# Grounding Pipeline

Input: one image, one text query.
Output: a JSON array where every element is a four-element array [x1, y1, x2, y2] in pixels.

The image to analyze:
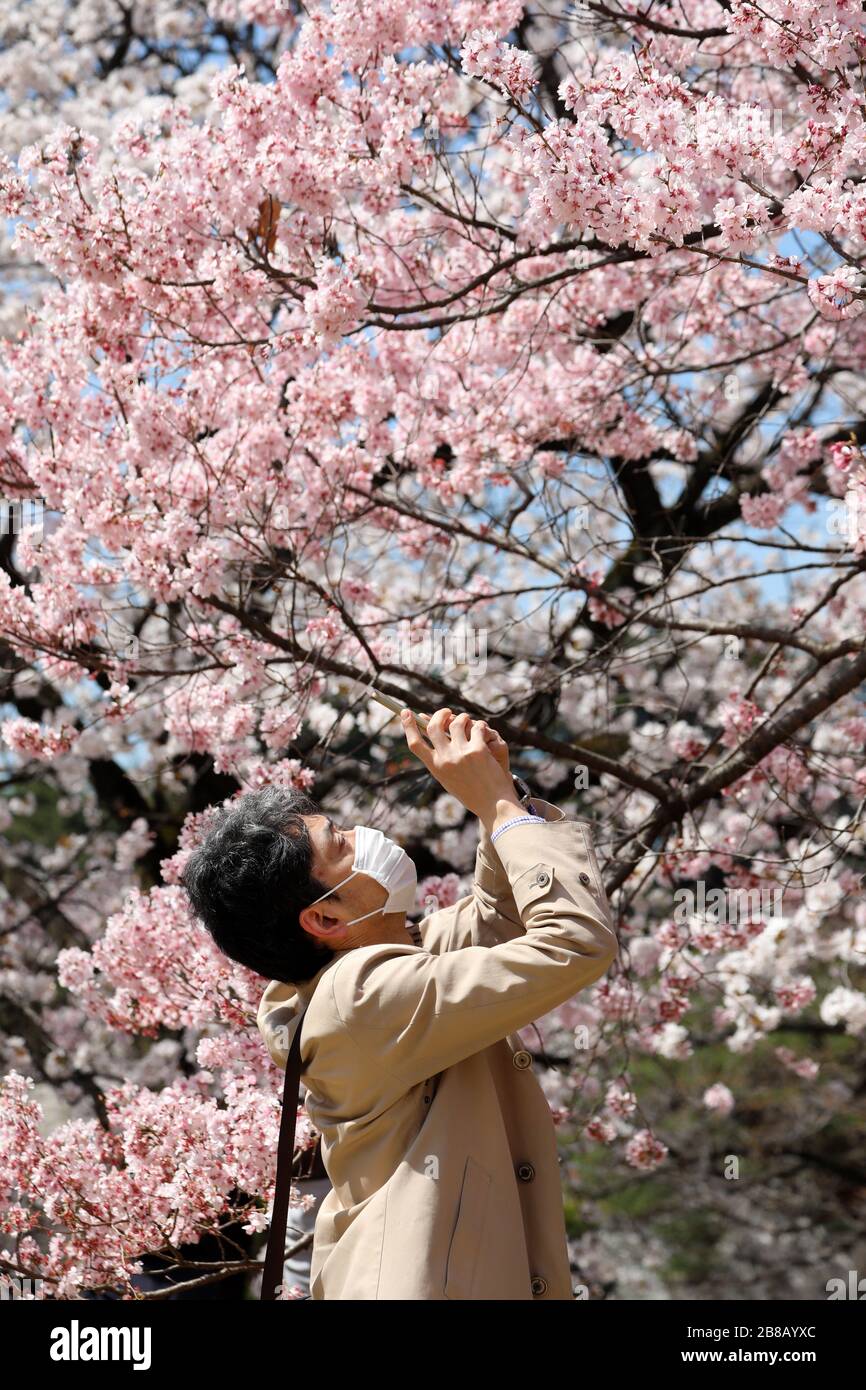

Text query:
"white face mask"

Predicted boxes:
[[307, 824, 418, 926]]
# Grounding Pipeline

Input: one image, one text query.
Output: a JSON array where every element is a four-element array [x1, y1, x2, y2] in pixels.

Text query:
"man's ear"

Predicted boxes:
[[299, 905, 343, 940]]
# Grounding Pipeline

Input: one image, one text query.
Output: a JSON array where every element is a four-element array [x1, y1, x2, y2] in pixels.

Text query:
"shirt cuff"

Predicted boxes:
[[489, 814, 547, 845]]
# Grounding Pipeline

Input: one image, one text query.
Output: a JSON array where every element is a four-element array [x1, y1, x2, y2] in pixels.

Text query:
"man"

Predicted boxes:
[[182, 706, 618, 1299]]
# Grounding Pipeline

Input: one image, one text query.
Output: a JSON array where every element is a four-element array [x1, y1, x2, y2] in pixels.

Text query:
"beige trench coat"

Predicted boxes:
[[256, 799, 618, 1300]]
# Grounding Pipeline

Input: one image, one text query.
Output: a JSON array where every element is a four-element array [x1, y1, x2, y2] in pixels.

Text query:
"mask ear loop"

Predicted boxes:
[[308, 876, 389, 927], [306, 868, 358, 910], [343, 904, 387, 927]]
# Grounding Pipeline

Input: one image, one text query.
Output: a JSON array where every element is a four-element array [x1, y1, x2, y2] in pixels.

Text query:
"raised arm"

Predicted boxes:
[[414, 708, 535, 954], [330, 812, 618, 1090], [418, 796, 572, 953]]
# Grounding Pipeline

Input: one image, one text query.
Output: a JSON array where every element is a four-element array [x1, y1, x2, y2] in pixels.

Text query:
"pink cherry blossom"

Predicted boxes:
[[460, 31, 538, 101], [703, 1083, 735, 1116], [624, 1130, 669, 1170]]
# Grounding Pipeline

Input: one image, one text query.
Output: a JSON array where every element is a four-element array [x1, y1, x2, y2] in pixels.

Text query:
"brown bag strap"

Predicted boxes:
[[261, 1009, 307, 1301]]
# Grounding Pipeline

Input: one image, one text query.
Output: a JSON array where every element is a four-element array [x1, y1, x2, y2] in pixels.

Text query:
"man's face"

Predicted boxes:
[[297, 814, 412, 952]]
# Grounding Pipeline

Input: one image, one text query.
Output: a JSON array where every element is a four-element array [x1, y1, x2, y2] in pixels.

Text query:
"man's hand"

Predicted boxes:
[[479, 721, 510, 773], [400, 707, 522, 833], [413, 707, 510, 769]]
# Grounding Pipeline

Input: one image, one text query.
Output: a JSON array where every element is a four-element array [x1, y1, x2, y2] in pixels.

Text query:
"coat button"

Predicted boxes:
[[512, 1049, 532, 1069], [517, 1162, 535, 1182], [579, 872, 590, 886], [535, 870, 550, 887], [530, 1275, 548, 1296]]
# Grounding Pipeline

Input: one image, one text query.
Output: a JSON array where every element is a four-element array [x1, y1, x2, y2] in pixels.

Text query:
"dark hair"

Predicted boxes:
[[180, 785, 336, 984]]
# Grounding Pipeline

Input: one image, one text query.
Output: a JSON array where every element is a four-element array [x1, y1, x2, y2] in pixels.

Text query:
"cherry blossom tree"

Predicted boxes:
[[1, 0, 865, 1298]]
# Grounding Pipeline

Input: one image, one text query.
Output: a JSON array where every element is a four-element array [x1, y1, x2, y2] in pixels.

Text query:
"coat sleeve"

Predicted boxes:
[[417, 798, 568, 954], [329, 816, 618, 1090]]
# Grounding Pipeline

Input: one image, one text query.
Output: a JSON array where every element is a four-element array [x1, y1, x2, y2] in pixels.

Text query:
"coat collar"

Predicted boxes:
[[295, 918, 421, 1003]]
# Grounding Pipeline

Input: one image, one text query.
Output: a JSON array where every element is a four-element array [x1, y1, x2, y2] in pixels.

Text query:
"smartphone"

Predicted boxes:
[[364, 685, 430, 730], [364, 684, 533, 808]]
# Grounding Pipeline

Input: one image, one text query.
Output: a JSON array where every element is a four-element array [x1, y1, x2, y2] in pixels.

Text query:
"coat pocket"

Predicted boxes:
[[443, 1156, 492, 1300]]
